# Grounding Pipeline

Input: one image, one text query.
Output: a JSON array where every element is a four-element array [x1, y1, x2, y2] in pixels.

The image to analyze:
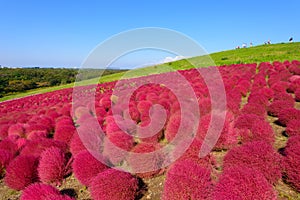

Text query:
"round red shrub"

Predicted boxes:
[[165, 113, 181, 142], [286, 119, 300, 136], [54, 125, 76, 144], [103, 131, 134, 165], [25, 124, 49, 134], [213, 167, 277, 200], [284, 136, 300, 191], [90, 169, 139, 200], [72, 150, 108, 186], [162, 159, 212, 200], [38, 147, 71, 186], [278, 108, 300, 126], [295, 88, 300, 101], [234, 114, 264, 130], [271, 81, 290, 93], [273, 92, 295, 105], [241, 103, 267, 117], [247, 93, 269, 107], [69, 133, 86, 156], [20, 138, 68, 158], [137, 100, 153, 119], [20, 183, 60, 200], [0, 149, 13, 177], [0, 124, 9, 139], [26, 130, 48, 140], [267, 100, 294, 117], [223, 141, 281, 184], [128, 143, 163, 178], [240, 119, 275, 144], [73, 106, 90, 120], [288, 79, 300, 93], [99, 96, 112, 110], [8, 123, 25, 137], [0, 138, 18, 156], [4, 155, 39, 190], [55, 116, 74, 127]]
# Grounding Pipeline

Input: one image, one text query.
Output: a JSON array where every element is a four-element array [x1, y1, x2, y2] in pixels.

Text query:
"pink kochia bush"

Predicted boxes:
[[213, 167, 277, 200], [283, 136, 300, 192], [128, 143, 162, 178], [278, 108, 300, 126], [268, 100, 294, 117], [69, 133, 86, 156], [286, 119, 300, 136], [0, 149, 13, 177], [295, 88, 300, 101], [241, 103, 267, 117], [90, 169, 139, 200], [20, 183, 60, 200], [239, 119, 275, 144], [72, 150, 108, 186], [223, 141, 282, 184], [20, 183, 75, 200], [38, 147, 71, 186], [8, 123, 25, 137], [4, 155, 39, 190], [162, 159, 212, 200], [54, 125, 76, 144]]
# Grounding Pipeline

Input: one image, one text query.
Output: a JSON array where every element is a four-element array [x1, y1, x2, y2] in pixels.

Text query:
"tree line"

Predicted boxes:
[[0, 68, 126, 97]]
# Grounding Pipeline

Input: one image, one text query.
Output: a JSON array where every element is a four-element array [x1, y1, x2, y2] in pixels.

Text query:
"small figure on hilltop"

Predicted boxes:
[[250, 42, 253, 47], [242, 43, 247, 48], [267, 39, 271, 44], [289, 37, 293, 43], [236, 45, 240, 49]]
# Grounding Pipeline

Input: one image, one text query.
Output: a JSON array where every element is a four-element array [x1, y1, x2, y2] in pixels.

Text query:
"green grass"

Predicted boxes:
[[1, 42, 299, 102]]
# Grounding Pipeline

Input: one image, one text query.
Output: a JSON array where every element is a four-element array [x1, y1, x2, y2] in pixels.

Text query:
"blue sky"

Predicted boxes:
[[0, 0, 299, 68]]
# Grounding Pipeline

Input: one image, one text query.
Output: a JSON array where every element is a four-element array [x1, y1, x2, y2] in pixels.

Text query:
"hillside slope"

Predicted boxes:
[[1, 42, 299, 102]]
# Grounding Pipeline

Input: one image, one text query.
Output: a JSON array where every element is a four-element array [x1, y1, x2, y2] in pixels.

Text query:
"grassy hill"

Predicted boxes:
[[1, 42, 299, 102]]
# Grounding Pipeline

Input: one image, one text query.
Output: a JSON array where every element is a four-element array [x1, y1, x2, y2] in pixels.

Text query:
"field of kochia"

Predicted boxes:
[[0, 58, 300, 199]]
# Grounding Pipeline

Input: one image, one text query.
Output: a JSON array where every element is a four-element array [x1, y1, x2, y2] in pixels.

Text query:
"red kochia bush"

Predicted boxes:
[[26, 130, 48, 140], [54, 125, 76, 144], [72, 150, 108, 186], [8, 123, 25, 137], [284, 136, 300, 191], [0, 149, 13, 177], [295, 88, 300, 101], [20, 138, 68, 158], [90, 169, 139, 200], [240, 119, 275, 144], [247, 93, 270, 107], [69, 133, 86, 156], [20, 183, 60, 200], [162, 159, 212, 200], [213, 167, 277, 200], [241, 103, 267, 117], [0, 138, 18, 156], [286, 119, 300, 136], [4, 155, 39, 190], [267, 100, 294, 117], [223, 141, 281, 184], [38, 147, 71, 186], [128, 143, 163, 178], [278, 108, 300, 126], [234, 114, 264, 130]]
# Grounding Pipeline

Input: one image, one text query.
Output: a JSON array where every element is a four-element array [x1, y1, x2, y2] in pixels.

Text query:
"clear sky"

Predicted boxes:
[[0, 0, 299, 68]]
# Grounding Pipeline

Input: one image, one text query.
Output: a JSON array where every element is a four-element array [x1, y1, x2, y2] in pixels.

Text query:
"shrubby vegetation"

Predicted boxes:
[[0, 68, 126, 97]]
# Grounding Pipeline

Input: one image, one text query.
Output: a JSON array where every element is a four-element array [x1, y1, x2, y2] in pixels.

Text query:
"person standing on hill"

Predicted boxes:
[[289, 37, 293, 43]]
